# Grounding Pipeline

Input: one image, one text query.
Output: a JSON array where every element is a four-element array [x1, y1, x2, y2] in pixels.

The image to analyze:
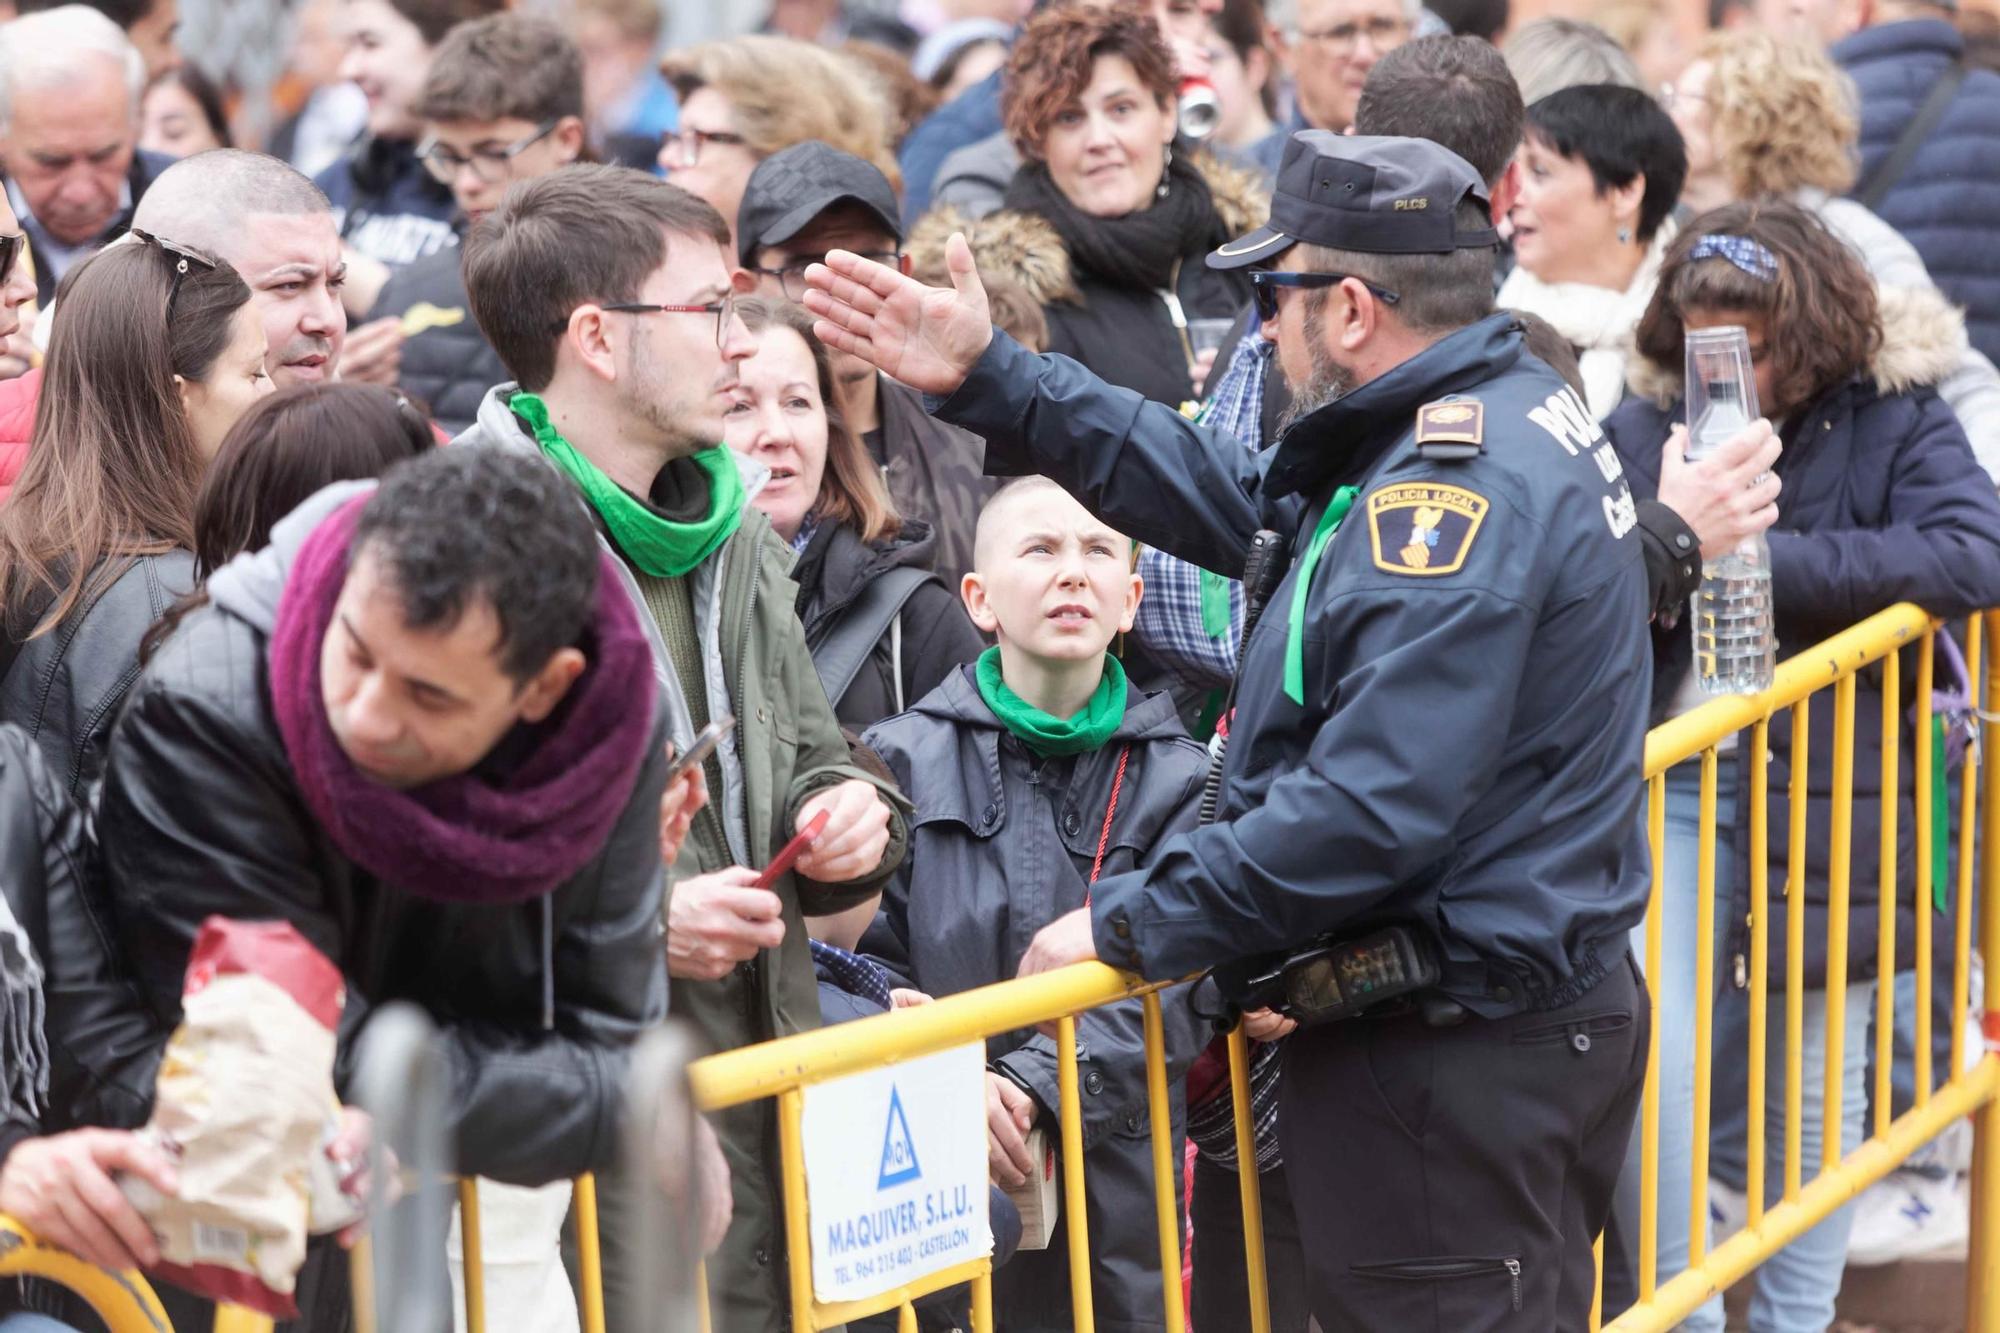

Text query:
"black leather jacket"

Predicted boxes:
[[0, 725, 161, 1168], [0, 552, 195, 799], [96, 490, 670, 1189]]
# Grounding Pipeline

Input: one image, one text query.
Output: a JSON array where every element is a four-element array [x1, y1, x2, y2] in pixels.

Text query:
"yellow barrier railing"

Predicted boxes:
[[1607, 602, 1998, 1329], [6, 602, 1995, 1333]]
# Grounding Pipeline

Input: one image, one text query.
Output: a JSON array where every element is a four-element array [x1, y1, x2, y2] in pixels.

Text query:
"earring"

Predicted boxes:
[[1158, 143, 1173, 200], [1618, 227, 1633, 245]]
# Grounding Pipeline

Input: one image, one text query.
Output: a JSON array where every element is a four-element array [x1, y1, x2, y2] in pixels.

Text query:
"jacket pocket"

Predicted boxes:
[[1350, 1254, 1523, 1322]]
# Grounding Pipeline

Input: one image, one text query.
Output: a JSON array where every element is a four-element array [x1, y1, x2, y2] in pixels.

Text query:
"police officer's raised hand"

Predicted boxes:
[[667, 867, 785, 980], [1016, 907, 1099, 978], [802, 234, 993, 397], [1658, 420, 1782, 559], [985, 1073, 1038, 1189]]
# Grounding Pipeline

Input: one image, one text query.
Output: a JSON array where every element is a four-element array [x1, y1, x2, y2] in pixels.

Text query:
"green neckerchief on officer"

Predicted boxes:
[[1284, 485, 1362, 705]]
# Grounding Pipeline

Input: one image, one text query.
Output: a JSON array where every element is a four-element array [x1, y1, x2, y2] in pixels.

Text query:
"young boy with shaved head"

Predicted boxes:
[[859, 477, 1206, 1332]]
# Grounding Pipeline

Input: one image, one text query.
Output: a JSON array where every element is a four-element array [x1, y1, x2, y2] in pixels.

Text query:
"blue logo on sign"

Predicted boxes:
[[877, 1086, 922, 1188]]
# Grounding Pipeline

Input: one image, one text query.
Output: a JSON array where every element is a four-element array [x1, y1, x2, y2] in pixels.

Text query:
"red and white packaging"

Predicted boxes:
[[122, 917, 347, 1317]]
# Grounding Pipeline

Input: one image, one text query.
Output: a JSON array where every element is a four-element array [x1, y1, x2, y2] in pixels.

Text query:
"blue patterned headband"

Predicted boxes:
[[1686, 234, 1780, 282]]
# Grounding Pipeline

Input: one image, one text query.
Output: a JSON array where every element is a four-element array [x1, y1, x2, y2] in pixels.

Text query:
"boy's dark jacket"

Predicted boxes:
[[861, 664, 1207, 1333]]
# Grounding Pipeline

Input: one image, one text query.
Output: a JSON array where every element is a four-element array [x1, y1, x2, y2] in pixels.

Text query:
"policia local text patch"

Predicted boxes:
[[1367, 483, 1488, 576]]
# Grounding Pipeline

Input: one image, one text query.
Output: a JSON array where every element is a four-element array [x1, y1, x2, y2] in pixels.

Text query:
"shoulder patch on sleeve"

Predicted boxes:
[[1368, 482, 1489, 576], [1415, 398, 1485, 460]]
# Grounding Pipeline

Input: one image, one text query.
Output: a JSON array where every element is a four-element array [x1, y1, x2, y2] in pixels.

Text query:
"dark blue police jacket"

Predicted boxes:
[[934, 315, 1654, 1016]]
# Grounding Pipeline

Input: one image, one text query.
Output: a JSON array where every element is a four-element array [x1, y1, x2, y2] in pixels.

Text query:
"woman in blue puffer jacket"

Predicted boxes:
[[1601, 199, 2000, 1333]]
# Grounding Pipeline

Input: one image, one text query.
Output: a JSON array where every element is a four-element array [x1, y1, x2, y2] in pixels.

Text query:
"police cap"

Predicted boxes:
[[1207, 132, 1499, 271]]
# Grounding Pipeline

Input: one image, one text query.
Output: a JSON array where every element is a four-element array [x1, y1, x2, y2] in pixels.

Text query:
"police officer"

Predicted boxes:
[[804, 133, 1652, 1331]]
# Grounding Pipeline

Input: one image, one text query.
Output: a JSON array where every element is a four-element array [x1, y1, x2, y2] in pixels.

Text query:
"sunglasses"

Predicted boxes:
[[0, 233, 21, 290], [1249, 269, 1401, 323], [131, 228, 221, 325]]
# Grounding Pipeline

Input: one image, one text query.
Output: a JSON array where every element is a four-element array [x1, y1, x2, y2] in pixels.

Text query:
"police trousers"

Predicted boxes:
[[1278, 951, 1647, 1332]]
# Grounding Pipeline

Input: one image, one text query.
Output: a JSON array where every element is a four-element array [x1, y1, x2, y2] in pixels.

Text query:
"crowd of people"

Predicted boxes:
[[0, 0, 1996, 1329]]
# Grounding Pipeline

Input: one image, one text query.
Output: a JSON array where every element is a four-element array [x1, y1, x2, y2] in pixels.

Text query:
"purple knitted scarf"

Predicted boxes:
[[269, 497, 655, 905]]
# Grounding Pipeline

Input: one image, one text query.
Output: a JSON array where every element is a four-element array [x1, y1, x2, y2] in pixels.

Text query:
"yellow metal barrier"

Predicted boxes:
[[1606, 603, 1999, 1329], [0, 1215, 173, 1331], [7, 603, 1997, 1333]]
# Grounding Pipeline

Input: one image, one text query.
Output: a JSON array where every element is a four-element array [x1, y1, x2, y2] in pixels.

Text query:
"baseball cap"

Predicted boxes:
[[736, 141, 903, 268], [1207, 132, 1499, 271]]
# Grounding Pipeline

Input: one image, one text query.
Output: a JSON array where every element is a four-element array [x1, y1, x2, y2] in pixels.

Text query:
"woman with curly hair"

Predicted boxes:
[[1666, 29, 2000, 479], [1602, 200, 2000, 1333], [912, 4, 1266, 410]]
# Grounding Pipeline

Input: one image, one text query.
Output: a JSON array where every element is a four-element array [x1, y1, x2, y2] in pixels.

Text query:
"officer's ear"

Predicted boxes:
[[1332, 277, 1383, 354]]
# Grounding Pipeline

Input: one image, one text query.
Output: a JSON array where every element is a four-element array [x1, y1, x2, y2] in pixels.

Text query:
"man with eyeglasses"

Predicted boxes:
[[1257, 0, 1426, 172], [737, 140, 995, 586], [354, 13, 586, 430], [809, 132, 1655, 1333], [457, 163, 909, 1333]]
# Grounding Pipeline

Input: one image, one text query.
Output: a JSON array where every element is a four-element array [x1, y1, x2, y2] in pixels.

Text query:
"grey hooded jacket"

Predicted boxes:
[[861, 666, 1207, 1332]]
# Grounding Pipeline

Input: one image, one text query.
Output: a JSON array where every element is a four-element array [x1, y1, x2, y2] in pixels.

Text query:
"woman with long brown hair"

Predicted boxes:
[[722, 297, 982, 729], [0, 235, 268, 794]]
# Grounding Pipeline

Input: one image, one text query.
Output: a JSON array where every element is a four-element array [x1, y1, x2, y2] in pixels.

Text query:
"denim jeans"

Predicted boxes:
[[1612, 759, 1872, 1332]]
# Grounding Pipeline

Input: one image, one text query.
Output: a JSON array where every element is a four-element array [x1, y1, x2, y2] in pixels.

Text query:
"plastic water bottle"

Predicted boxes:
[[1684, 327, 1775, 695]]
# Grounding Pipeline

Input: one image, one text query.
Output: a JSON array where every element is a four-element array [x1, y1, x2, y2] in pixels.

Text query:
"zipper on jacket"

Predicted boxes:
[[729, 525, 771, 1044], [1351, 1255, 1523, 1311]]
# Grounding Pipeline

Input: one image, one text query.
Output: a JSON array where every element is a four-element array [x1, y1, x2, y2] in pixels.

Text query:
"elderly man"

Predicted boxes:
[[0, 6, 170, 304], [1252, 0, 1426, 172]]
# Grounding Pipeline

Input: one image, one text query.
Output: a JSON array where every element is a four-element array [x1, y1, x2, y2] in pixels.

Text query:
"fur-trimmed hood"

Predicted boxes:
[[1626, 283, 1970, 408], [907, 148, 1270, 307]]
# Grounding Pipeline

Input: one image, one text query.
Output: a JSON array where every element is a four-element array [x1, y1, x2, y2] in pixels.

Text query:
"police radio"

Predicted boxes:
[[1218, 927, 1441, 1028]]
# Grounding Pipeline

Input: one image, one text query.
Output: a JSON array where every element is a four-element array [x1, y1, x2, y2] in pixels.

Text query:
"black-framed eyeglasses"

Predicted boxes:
[[551, 291, 741, 346], [660, 127, 748, 168], [132, 227, 220, 325], [0, 232, 22, 289], [1249, 268, 1400, 322], [417, 118, 561, 185], [754, 251, 901, 301]]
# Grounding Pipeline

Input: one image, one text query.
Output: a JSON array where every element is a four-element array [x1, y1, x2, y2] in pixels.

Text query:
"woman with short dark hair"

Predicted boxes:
[[912, 4, 1266, 409], [1602, 200, 2000, 1332], [0, 237, 267, 794], [1498, 83, 1688, 417]]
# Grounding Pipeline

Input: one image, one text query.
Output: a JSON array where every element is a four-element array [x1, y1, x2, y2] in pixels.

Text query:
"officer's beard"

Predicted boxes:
[[1277, 304, 1356, 435]]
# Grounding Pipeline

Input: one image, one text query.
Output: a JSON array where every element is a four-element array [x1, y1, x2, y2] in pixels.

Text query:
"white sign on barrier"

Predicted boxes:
[[800, 1040, 994, 1303]]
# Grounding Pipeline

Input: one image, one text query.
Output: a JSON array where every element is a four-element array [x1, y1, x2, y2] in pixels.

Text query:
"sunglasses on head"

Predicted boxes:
[[131, 228, 222, 325]]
